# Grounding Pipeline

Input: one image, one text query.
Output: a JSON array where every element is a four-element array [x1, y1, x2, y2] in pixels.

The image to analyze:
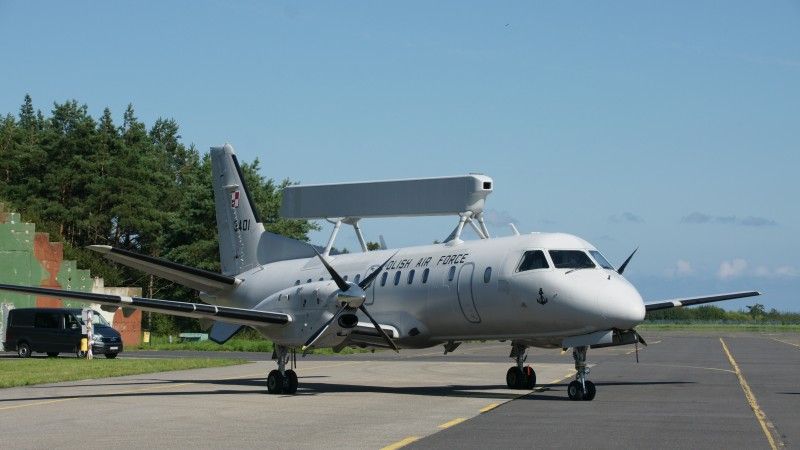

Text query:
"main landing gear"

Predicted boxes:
[[506, 343, 536, 389], [567, 345, 596, 401], [267, 345, 298, 395]]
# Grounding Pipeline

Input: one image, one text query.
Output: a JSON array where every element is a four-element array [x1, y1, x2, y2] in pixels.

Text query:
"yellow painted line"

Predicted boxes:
[[438, 417, 467, 429], [640, 363, 733, 374], [380, 436, 419, 450], [534, 371, 575, 392], [479, 402, 499, 413], [720, 338, 780, 450], [0, 398, 73, 411], [771, 337, 799, 349]]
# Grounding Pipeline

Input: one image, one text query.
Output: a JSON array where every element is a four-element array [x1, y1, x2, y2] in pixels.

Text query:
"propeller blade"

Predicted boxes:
[[635, 330, 648, 346], [617, 247, 638, 275], [301, 304, 348, 351], [359, 305, 399, 353], [358, 251, 399, 290], [312, 247, 349, 292]]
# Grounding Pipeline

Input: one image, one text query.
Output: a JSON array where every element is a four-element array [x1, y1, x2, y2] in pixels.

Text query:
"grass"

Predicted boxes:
[[0, 357, 247, 389], [639, 322, 800, 332], [131, 336, 368, 355]]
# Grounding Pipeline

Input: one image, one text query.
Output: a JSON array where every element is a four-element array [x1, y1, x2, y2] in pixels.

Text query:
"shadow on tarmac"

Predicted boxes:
[[0, 378, 693, 403]]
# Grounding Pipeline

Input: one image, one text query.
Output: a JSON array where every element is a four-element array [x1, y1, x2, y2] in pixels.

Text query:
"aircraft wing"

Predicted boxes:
[[0, 284, 290, 328], [88, 245, 240, 293], [645, 291, 761, 312]]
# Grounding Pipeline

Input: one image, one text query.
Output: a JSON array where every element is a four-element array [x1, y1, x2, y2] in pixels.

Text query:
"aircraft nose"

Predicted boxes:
[[603, 280, 646, 329]]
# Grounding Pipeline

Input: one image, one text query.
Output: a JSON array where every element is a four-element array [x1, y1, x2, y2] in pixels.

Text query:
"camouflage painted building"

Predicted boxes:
[[0, 203, 142, 346]]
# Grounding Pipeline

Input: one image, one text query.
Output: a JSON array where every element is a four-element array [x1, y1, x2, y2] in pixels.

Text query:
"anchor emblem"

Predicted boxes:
[[537, 288, 548, 305]]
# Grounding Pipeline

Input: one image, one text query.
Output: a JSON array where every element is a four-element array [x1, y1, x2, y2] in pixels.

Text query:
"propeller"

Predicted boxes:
[[617, 247, 638, 275], [301, 249, 399, 353]]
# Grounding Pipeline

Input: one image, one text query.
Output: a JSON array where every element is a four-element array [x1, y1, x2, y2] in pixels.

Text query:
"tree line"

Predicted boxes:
[[0, 95, 317, 334], [646, 304, 800, 324]]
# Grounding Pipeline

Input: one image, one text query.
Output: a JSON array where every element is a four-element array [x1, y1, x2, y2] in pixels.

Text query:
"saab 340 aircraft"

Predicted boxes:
[[0, 144, 759, 401]]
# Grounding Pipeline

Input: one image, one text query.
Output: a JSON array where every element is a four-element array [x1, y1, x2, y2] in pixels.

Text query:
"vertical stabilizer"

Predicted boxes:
[[210, 144, 317, 276], [211, 144, 266, 275]]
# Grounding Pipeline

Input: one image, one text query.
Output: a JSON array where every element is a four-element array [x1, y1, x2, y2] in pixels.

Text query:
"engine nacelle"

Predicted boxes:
[[337, 313, 359, 329]]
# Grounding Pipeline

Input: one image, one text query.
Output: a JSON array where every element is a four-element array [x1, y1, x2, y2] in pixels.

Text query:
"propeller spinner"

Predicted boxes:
[[301, 249, 399, 353]]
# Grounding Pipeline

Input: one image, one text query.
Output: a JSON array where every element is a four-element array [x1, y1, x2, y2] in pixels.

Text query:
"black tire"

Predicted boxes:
[[567, 380, 583, 401], [105, 352, 118, 359], [17, 342, 32, 358], [523, 366, 537, 389], [506, 367, 523, 389], [77, 350, 87, 358], [267, 370, 284, 394], [46, 352, 59, 358], [285, 369, 298, 394], [584, 380, 596, 401]]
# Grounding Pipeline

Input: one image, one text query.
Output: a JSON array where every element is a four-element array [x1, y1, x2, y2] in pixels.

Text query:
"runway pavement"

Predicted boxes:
[[0, 331, 796, 449]]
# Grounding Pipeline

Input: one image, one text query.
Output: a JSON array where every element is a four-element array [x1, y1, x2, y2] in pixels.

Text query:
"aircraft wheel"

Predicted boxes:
[[567, 380, 584, 401], [506, 367, 524, 389], [584, 380, 596, 401], [523, 366, 536, 389], [285, 369, 298, 394], [267, 370, 284, 394]]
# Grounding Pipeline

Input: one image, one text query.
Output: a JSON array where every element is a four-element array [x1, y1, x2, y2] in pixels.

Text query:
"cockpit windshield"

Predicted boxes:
[[548, 250, 596, 269], [589, 250, 614, 270]]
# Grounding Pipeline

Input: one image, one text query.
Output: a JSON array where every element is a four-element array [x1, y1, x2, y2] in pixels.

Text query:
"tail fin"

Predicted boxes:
[[211, 144, 315, 275]]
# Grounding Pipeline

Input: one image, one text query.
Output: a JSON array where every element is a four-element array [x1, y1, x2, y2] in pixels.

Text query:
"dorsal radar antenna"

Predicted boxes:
[[280, 174, 494, 250]]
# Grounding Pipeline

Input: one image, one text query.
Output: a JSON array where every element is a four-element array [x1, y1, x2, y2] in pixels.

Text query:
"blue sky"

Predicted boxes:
[[1, 1, 798, 310]]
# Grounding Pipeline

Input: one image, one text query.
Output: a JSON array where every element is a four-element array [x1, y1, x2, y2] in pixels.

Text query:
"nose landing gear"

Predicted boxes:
[[506, 343, 536, 389], [567, 345, 595, 401], [267, 345, 299, 395]]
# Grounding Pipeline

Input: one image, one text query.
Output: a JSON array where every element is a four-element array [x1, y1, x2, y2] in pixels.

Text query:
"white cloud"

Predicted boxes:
[[754, 265, 800, 279], [718, 259, 748, 280], [675, 260, 693, 276], [663, 259, 693, 278]]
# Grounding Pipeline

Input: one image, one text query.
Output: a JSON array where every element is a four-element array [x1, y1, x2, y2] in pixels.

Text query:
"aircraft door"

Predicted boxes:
[[456, 263, 481, 323], [366, 265, 378, 305]]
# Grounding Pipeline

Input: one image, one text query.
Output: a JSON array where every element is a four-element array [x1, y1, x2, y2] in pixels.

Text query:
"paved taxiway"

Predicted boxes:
[[0, 331, 797, 449]]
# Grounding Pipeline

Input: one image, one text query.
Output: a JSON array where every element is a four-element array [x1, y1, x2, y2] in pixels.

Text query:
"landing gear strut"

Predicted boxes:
[[567, 345, 596, 401], [267, 345, 298, 395], [506, 343, 536, 389]]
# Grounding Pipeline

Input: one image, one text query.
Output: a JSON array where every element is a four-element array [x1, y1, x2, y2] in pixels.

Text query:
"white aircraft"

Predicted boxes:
[[0, 144, 760, 401]]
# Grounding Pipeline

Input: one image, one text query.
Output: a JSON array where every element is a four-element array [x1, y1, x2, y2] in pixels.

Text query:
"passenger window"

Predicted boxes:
[[318, 277, 323, 281], [295, 280, 300, 286], [381, 272, 388, 287], [306, 278, 312, 283], [35, 312, 62, 329], [422, 268, 430, 284], [448, 266, 456, 281], [354, 274, 361, 284], [484, 267, 492, 283], [343, 275, 348, 282], [408, 269, 415, 284], [517, 250, 549, 272], [394, 271, 401, 286]]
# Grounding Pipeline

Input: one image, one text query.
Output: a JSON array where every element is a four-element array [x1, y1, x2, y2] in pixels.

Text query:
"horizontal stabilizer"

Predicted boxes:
[[88, 245, 239, 293], [0, 283, 290, 328], [645, 291, 761, 312]]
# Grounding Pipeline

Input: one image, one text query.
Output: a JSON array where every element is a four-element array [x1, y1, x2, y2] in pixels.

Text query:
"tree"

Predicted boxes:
[[746, 303, 766, 320]]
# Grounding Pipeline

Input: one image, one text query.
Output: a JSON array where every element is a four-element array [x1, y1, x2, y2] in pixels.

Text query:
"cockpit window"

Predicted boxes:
[[589, 250, 614, 270], [517, 250, 549, 272], [548, 250, 596, 269]]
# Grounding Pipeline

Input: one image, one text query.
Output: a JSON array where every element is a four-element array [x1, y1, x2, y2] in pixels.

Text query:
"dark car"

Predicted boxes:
[[3, 308, 123, 358]]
